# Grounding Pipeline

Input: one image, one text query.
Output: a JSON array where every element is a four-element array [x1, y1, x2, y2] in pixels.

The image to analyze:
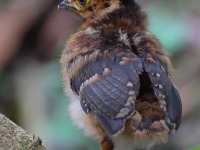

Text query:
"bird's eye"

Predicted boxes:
[[77, 0, 87, 5]]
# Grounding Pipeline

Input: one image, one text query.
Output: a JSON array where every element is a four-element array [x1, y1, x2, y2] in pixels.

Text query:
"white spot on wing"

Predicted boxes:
[[127, 82, 133, 87], [103, 68, 111, 75], [116, 108, 130, 118], [128, 96, 135, 104], [160, 105, 166, 111], [156, 73, 161, 78], [166, 118, 177, 134], [158, 84, 163, 89], [160, 100, 166, 106], [129, 91, 136, 96], [161, 66, 165, 72], [159, 94, 165, 100]]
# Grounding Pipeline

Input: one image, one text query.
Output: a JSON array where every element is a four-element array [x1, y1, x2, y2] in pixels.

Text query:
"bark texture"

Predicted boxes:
[[0, 113, 46, 150]]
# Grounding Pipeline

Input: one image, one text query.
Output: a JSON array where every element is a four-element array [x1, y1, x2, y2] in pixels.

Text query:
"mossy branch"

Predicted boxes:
[[0, 113, 46, 150]]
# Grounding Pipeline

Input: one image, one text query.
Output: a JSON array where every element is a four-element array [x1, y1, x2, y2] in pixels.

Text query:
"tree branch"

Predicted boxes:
[[0, 113, 46, 150]]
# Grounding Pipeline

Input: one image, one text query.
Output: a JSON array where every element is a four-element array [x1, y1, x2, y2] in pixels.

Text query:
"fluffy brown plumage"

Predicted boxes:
[[59, 0, 182, 150]]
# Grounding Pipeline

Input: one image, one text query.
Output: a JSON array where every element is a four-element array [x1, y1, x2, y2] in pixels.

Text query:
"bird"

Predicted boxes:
[[58, 0, 182, 150]]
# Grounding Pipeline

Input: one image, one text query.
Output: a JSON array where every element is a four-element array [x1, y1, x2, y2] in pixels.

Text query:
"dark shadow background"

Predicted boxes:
[[0, 0, 199, 150]]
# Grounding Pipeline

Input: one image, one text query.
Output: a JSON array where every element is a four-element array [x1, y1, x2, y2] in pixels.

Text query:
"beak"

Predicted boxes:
[[58, 1, 75, 10]]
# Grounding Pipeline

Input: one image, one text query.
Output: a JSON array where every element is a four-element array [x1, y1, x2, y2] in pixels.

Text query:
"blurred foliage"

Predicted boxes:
[[191, 146, 200, 150], [0, 0, 6, 5], [0, 70, 19, 123], [147, 5, 187, 53], [42, 60, 100, 150]]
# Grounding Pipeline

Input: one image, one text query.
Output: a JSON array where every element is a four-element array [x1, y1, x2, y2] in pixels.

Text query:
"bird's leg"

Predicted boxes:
[[101, 137, 114, 150]]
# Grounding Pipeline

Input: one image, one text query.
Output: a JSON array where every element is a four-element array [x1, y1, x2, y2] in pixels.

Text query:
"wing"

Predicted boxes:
[[70, 50, 143, 135], [138, 50, 182, 132]]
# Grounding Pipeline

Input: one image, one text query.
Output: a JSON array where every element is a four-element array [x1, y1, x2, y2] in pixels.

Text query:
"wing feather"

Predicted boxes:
[[138, 51, 182, 131], [71, 50, 143, 135]]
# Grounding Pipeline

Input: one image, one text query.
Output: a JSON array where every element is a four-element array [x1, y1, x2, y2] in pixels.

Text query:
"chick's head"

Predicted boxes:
[[58, 0, 131, 18]]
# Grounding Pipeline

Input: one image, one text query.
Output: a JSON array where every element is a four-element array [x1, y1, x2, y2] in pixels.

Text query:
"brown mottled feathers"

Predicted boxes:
[[60, 0, 182, 149]]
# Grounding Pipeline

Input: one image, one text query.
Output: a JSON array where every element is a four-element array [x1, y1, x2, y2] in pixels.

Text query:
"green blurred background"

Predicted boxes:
[[0, 0, 199, 150]]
